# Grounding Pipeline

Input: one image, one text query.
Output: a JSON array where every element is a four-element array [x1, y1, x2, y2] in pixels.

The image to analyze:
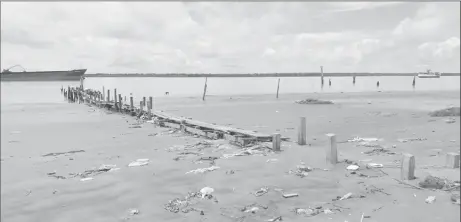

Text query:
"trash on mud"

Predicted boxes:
[[366, 163, 384, 169], [42, 149, 85, 157], [47, 171, 67, 179], [356, 142, 383, 148], [226, 170, 235, 175], [266, 159, 278, 163], [418, 175, 450, 189], [425, 196, 436, 204], [397, 137, 427, 143], [223, 144, 274, 159], [129, 125, 142, 128], [253, 187, 270, 197], [267, 216, 283, 222], [241, 203, 268, 214], [445, 118, 456, 124], [283, 193, 299, 198], [128, 159, 150, 167], [346, 165, 360, 171], [80, 177, 94, 182], [287, 164, 313, 178], [69, 164, 119, 179], [293, 207, 322, 217], [362, 147, 396, 156], [339, 192, 353, 200], [200, 187, 214, 198], [295, 98, 334, 105], [164, 190, 217, 213], [429, 107, 460, 117], [148, 133, 158, 136], [129, 208, 140, 215], [451, 193, 460, 205], [186, 166, 220, 174], [333, 192, 366, 201], [347, 137, 381, 143]]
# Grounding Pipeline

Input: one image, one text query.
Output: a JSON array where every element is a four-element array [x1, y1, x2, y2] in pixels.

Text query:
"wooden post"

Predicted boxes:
[[446, 152, 460, 168], [124, 96, 127, 102], [412, 76, 416, 88], [147, 101, 152, 118], [140, 101, 144, 112], [276, 78, 280, 99], [326, 133, 337, 165], [149, 96, 153, 111], [401, 153, 415, 180], [107, 90, 110, 102], [68, 86, 71, 100], [272, 133, 281, 151], [102, 86, 105, 99], [114, 89, 117, 104], [118, 94, 123, 112], [143, 97, 146, 107], [130, 97, 134, 111], [353, 75, 356, 85], [298, 117, 307, 145], [202, 77, 208, 101], [320, 66, 324, 86]]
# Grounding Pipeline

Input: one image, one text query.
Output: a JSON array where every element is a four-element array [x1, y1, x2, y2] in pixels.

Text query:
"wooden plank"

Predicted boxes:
[[163, 122, 182, 129], [184, 126, 207, 137], [401, 153, 416, 180]]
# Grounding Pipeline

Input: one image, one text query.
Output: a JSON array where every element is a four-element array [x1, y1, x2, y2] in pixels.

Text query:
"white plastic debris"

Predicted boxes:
[[128, 159, 150, 167], [245, 207, 259, 213], [366, 163, 384, 168], [200, 187, 214, 198], [324, 208, 334, 214], [425, 196, 436, 204], [266, 159, 278, 163], [347, 137, 381, 143], [80, 177, 94, 182], [129, 208, 140, 215], [186, 166, 220, 174], [339, 192, 353, 200], [346, 165, 360, 171]]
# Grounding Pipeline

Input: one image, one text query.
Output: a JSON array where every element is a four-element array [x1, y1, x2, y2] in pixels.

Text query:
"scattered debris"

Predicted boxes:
[[295, 98, 334, 105], [223, 144, 274, 159], [148, 133, 158, 136], [346, 165, 360, 171], [339, 192, 353, 201], [362, 147, 396, 156], [128, 159, 149, 167], [226, 170, 235, 175], [267, 216, 283, 222], [445, 118, 456, 124], [283, 193, 299, 198], [266, 159, 278, 163], [129, 208, 140, 216], [334, 192, 366, 201], [429, 107, 460, 117], [42, 150, 85, 157], [451, 193, 460, 205], [80, 177, 94, 182], [200, 187, 214, 198], [347, 137, 382, 143], [366, 163, 384, 169], [186, 166, 220, 174], [392, 178, 424, 190], [425, 196, 436, 204], [418, 175, 446, 189], [129, 125, 142, 129], [47, 171, 67, 179], [164, 190, 217, 213], [398, 137, 427, 143], [25, 190, 32, 196], [253, 187, 269, 197]]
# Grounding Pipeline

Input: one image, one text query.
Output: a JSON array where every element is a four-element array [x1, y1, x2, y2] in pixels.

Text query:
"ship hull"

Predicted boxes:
[[1, 69, 87, 82]]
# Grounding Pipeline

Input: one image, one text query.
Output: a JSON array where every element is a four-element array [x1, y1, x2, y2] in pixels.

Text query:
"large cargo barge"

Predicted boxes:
[[1, 65, 87, 81]]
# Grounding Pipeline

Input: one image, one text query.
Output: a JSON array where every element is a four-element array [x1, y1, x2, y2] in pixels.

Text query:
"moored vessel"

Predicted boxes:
[[417, 69, 441, 78]]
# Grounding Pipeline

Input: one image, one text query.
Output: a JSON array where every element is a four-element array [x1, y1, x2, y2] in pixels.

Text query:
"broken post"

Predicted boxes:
[[326, 133, 338, 165], [140, 101, 144, 112], [297, 117, 307, 145], [446, 152, 460, 168], [143, 97, 146, 107], [401, 153, 415, 180], [118, 94, 123, 112], [149, 96, 153, 111], [107, 89, 110, 102], [202, 77, 208, 101], [147, 100, 152, 118], [272, 133, 281, 151], [130, 96, 134, 111], [276, 78, 280, 99], [320, 66, 324, 86]]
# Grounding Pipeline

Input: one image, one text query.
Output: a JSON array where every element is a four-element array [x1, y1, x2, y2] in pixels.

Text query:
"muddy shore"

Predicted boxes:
[[1, 91, 460, 222]]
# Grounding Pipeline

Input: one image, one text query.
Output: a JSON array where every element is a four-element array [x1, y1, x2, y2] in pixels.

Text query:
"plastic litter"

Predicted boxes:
[[425, 196, 436, 204], [346, 165, 360, 171], [128, 159, 149, 167], [200, 187, 214, 198], [366, 163, 384, 168], [80, 177, 94, 182], [186, 166, 220, 174]]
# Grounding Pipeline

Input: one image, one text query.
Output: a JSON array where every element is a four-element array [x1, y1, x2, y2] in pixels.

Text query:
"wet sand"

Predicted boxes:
[[1, 91, 460, 222]]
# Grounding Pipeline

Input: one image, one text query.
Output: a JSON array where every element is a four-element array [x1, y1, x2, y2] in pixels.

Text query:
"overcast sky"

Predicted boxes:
[[1, 2, 460, 73]]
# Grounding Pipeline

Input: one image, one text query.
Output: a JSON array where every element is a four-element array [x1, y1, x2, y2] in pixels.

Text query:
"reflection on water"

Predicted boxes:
[[1, 76, 460, 105]]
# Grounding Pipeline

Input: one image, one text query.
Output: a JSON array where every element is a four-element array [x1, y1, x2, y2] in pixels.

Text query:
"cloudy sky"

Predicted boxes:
[[1, 2, 460, 73]]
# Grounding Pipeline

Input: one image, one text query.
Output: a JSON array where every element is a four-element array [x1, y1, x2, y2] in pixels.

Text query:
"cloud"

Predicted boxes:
[[1, 2, 459, 73]]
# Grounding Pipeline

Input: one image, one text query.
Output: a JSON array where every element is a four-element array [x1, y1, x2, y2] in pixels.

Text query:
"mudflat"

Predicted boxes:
[[1, 90, 460, 222]]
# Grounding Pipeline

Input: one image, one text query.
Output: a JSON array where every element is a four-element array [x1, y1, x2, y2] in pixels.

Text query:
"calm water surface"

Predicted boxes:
[[1, 76, 460, 105]]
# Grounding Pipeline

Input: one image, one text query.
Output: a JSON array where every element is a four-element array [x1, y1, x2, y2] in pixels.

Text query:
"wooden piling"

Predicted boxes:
[[326, 133, 338, 165], [142, 97, 146, 107], [140, 101, 144, 112], [320, 66, 324, 86], [149, 96, 153, 111], [107, 90, 110, 102], [102, 86, 105, 99], [272, 133, 281, 151], [298, 117, 307, 145], [276, 78, 280, 99], [130, 97, 134, 111], [202, 77, 208, 101], [353, 75, 356, 85], [147, 100, 152, 118], [446, 152, 460, 168], [114, 89, 117, 104], [412, 76, 416, 87], [401, 153, 415, 180], [118, 94, 123, 112]]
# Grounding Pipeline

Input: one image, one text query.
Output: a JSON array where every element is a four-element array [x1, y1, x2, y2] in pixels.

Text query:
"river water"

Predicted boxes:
[[1, 76, 460, 105]]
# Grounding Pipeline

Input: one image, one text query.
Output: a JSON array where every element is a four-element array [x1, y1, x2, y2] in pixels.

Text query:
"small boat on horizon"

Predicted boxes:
[[1, 65, 87, 82], [417, 69, 441, 78]]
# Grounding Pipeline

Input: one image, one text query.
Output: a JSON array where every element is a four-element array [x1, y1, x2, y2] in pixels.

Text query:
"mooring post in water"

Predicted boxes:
[[320, 66, 324, 87], [353, 75, 356, 85], [130, 96, 134, 111], [276, 78, 280, 99], [147, 100, 152, 118], [107, 90, 110, 102], [143, 97, 146, 107], [412, 76, 416, 88], [124, 96, 127, 102], [298, 117, 307, 145], [326, 133, 338, 165], [140, 101, 144, 112], [102, 86, 105, 99], [118, 94, 123, 112], [149, 96, 153, 112], [272, 133, 281, 151], [202, 77, 208, 101], [114, 89, 117, 104], [68, 86, 71, 101], [401, 153, 415, 180]]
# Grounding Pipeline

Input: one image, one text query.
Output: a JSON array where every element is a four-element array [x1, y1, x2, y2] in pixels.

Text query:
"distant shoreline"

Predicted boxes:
[[83, 72, 461, 78]]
